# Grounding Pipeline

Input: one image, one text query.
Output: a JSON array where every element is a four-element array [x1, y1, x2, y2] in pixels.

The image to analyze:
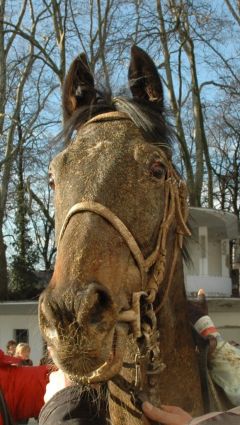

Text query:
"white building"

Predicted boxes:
[[185, 207, 239, 297], [0, 208, 239, 359], [185, 207, 240, 343], [0, 301, 43, 364]]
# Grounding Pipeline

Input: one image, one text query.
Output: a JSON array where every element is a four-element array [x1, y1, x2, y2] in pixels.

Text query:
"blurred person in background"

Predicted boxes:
[[15, 343, 33, 366], [5, 341, 17, 357]]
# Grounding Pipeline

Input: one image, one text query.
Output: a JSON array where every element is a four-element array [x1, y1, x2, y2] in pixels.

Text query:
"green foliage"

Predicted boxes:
[[9, 256, 38, 299], [9, 152, 39, 299]]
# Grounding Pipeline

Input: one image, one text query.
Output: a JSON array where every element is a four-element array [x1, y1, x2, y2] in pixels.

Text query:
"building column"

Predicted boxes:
[[221, 239, 230, 278], [199, 226, 208, 275]]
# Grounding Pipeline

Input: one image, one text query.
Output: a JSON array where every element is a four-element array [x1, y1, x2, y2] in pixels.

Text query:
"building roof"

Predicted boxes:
[[0, 301, 38, 315], [189, 207, 239, 239]]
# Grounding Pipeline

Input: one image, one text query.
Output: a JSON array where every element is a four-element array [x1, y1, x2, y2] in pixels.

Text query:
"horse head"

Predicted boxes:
[[39, 48, 201, 416]]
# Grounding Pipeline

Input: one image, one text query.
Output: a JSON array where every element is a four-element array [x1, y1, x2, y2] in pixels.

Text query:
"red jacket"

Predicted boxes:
[[0, 363, 49, 424], [0, 349, 22, 367]]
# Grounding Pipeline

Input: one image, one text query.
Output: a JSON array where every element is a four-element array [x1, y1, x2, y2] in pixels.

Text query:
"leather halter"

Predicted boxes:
[[57, 113, 191, 305]]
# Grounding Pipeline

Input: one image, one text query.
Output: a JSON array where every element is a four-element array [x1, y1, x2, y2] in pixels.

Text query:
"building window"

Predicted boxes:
[[14, 329, 29, 343]]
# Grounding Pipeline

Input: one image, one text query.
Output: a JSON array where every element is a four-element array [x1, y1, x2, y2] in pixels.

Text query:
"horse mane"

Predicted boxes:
[[54, 93, 173, 154]]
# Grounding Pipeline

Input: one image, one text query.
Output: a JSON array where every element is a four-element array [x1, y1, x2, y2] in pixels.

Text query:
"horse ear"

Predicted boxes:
[[63, 53, 96, 121], [128, 45, 164, 108]]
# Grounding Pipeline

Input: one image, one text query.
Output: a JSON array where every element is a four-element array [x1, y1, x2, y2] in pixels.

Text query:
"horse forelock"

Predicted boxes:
[[54, 95, 173, 156]]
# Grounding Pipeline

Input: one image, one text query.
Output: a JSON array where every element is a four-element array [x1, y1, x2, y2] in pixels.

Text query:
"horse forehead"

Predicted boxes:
[[79, 116, 144, 146], [51, 116, 166, 176], [53, 120, 147, 168]]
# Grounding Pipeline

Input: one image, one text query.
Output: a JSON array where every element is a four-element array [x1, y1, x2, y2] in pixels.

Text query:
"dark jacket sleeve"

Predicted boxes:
[[191, 409, 240, 424], [39, 386, 107, 425], [199, 412, 240, 424]]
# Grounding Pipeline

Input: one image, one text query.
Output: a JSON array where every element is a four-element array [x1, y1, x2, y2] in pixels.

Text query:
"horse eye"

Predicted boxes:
[[149, 160, 166, 179], [48, 173, 55, 190]]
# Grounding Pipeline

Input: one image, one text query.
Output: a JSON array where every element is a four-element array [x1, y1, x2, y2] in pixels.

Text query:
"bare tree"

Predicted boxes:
[[124, 0, 239, 212], [0, 0, 60, 297], [0, 0, 35, 297], [208, 103, 240, 218], [1, 0, 240, 298], [0, 0, 127, 297]]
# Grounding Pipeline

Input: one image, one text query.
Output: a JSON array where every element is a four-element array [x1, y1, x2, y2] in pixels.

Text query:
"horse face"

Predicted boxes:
[[39, 47, 170, 382]]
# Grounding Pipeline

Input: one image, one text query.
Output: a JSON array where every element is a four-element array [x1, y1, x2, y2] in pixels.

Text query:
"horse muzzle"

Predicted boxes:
[[39, 282, 130, 381]]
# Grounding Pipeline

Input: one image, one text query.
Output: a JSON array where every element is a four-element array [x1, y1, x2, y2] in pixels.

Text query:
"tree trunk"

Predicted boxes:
[[156, 0, 196, 205], [0, 226, 8, 299]]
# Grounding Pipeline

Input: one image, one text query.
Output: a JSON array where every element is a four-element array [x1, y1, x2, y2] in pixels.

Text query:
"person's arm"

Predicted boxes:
[[142, 402, 192, 424], [0, 349, 21, 366], [142, 402, 240, 425], [188, 289, 240, 407], [41, 371, 192, 425], [41, 371, 240, 425], [39, 370, 107, 425]]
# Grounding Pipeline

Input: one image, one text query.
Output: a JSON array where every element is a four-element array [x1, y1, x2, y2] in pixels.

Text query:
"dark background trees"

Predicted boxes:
[[0, 0, 239, 299]]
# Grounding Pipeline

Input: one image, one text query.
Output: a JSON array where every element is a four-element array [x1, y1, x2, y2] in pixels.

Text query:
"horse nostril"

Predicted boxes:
[[77, 282, 116, 327], [89, 290, 113, 324]]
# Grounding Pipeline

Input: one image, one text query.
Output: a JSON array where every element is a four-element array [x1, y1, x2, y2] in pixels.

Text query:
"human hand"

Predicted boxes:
[[187, 289, 208, 326], [142, 401, 192, 425], [44, 369, 72, 403]]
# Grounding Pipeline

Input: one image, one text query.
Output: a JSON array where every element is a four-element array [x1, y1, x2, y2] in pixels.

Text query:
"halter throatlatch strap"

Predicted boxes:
[[57, 154, 191, 307]]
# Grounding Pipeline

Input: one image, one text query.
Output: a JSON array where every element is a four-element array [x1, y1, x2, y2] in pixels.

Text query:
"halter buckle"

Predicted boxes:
[[134, 350, 146, 389]]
